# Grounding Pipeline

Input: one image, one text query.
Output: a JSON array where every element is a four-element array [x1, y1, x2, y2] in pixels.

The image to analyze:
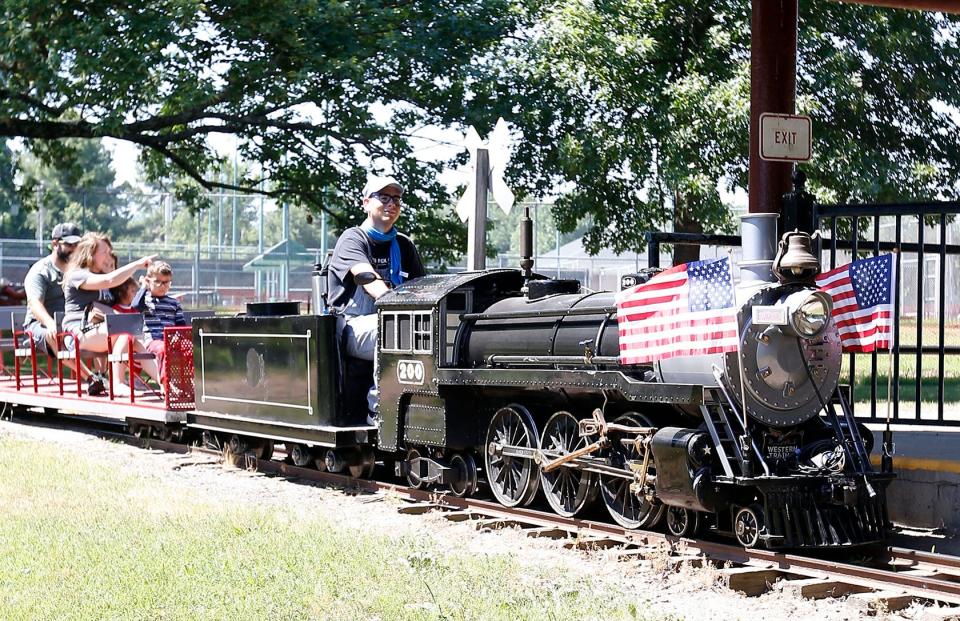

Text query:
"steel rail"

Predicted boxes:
[[7, 413, 960, 607], [110, 431, 960, 606]]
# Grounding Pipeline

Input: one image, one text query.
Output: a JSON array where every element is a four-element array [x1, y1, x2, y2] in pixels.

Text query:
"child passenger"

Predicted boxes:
[[139, 261, 186, 386], [108, 277, 159, 395], [109, 278, 140, 313]]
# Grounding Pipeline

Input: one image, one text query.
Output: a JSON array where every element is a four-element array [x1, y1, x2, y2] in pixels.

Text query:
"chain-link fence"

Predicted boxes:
[[7, 191, 958, 318], [1, 193, 659, 308]]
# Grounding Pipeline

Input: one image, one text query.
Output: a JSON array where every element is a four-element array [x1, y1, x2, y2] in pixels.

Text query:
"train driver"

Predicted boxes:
[[327, 174, 425, 423]]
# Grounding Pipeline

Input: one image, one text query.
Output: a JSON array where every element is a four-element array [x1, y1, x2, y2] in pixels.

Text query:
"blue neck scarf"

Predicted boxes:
[[361, 224, 403, 286]]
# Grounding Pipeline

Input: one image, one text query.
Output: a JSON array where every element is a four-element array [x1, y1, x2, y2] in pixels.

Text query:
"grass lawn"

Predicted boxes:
[[845, 352, 960, 406], [0, 437, 670, 621]]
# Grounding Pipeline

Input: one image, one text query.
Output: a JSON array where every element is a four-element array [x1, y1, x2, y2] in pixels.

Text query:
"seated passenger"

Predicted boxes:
[[109, 278, 159, 394], [136, 261, 186, 388], [62, 233, 154, 395], [22, 223, 82, 363], [327, 174, 425, 423], [110, 278, 140, 314]]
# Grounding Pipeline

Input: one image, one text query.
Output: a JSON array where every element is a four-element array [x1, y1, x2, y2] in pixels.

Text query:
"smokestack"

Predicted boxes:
[[739, 213, 779, 283]]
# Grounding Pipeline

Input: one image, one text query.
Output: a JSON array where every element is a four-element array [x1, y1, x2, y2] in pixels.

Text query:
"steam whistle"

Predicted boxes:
[[519, 205, 534, 281]]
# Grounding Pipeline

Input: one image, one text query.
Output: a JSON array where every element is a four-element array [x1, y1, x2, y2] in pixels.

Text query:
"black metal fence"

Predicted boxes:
[[814, 201, 960, 425], [644, 200, 960, 426]]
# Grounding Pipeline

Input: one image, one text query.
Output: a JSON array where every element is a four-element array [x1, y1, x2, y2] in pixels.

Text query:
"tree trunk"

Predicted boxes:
[[672, 192, 703, 266]]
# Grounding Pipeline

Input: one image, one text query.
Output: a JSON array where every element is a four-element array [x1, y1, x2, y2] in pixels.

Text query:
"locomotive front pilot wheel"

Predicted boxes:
[[484, 405, 541, 508], [539, 411, 598, 517], [599, 413, 665, 529], [666, 506, 700, 538], [734, 505, 764, 548]]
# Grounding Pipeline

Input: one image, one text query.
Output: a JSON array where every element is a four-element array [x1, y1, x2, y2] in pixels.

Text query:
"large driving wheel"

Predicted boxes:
[[484, 405, 540, 507], [599, 413, 664, 529], [539, 411, 598, 517]]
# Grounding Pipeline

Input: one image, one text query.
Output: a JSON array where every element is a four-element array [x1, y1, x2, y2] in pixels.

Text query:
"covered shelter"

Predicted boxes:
[[242, 238, 314, 300]]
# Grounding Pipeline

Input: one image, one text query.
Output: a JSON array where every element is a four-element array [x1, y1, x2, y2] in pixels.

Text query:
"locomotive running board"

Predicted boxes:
[[434, 368, 700, 405]]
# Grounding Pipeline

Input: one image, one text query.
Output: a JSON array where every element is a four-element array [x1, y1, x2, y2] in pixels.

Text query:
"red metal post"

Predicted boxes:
[[749, 0, 798, 216]]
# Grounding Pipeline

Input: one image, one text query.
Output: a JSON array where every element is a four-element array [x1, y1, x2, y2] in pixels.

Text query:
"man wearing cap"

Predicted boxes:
[[327, 175, 425, 421], [22, 223, 82, 355]]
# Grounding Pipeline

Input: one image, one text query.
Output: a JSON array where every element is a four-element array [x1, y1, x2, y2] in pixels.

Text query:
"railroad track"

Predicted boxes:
[[6, 412, 960, 615]]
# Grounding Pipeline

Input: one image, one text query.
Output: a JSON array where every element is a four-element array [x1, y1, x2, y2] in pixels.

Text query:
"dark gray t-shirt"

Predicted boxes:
[[62, 268, 103, 333], [23, 256, 65, 328], [326, 226, 424, 313]]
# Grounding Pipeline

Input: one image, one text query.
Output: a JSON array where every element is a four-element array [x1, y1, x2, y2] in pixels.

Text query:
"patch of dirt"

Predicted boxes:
[[1, 421, 950, 621]]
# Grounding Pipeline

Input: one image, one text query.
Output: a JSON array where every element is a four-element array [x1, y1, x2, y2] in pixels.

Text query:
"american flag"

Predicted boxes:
[[616, 256, 740, 365], [816, 254, 895, 353]]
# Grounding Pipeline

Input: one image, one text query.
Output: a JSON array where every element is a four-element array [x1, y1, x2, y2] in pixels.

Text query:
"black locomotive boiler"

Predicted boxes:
[[188, 213, 891, 550]]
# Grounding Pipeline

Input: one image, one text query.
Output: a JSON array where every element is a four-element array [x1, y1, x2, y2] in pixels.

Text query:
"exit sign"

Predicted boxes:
[[760, 113, 812, 162]]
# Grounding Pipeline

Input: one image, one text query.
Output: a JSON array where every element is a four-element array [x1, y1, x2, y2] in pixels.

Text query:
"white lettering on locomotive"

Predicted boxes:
[[397, 360, 425, 385]]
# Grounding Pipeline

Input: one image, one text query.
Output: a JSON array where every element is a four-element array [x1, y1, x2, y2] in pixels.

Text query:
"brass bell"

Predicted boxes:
[[772, 230, 821, 283]]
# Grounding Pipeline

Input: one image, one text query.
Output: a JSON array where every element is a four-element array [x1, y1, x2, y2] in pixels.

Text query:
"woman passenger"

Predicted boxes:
[[62, 233, 154, 395]]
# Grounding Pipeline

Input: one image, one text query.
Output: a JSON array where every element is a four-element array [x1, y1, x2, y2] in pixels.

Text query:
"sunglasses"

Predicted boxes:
[[370, 192, 402, 205]]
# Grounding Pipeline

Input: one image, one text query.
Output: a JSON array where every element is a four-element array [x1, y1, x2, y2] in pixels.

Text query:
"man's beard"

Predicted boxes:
[[56, 247, 72, 263]]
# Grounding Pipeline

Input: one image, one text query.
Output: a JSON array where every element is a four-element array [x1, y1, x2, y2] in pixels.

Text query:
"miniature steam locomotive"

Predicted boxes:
[[188, 213, 891, 549]]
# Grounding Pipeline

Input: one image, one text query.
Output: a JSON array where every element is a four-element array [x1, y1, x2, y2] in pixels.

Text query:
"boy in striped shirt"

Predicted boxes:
[[138, 261, 186, 385]]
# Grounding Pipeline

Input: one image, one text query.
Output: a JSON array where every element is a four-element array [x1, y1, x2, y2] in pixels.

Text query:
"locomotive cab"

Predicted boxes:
[[374, 270, 528, 454]]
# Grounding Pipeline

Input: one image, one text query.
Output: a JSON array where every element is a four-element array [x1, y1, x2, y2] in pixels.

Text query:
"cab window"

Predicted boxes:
[[381, 310, 432, 354]]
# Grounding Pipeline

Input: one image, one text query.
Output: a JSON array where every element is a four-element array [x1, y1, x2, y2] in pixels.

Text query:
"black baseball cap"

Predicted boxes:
[[51, 223, 82, 244]]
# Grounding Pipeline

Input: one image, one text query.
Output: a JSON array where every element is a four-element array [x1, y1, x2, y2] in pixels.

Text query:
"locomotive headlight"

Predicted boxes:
[[784, 290, 832, 338]]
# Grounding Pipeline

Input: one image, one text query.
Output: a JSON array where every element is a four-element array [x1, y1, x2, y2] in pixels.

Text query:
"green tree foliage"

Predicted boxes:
[[17, 138, 141, 239], [0, 0, 529, 263], [799, 4, 960, 204], [503, 1, 960, 257], [488, 203, 589, 256], [0, 141, 27, 237]]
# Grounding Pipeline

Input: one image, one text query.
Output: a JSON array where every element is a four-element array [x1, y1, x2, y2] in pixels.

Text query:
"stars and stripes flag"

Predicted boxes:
[[815, 253, 896, 353], [616, 256, 740, 365]]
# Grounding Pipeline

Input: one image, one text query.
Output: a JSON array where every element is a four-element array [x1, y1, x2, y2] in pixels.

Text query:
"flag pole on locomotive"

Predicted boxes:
[[882, 249, 900, 474], [726, 248, 753, 477], [815, 249, 898, 475]]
